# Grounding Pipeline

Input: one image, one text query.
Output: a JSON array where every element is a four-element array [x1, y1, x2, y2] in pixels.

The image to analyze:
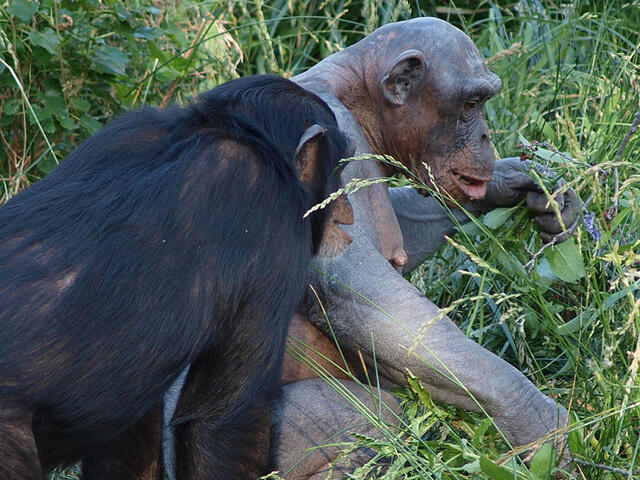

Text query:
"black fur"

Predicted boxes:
[[0, 75, 348, 479]]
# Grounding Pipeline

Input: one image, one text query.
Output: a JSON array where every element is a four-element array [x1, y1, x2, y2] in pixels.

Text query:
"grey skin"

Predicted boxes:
[[164, 18, 579, 480], [273, 17, 579, 479]]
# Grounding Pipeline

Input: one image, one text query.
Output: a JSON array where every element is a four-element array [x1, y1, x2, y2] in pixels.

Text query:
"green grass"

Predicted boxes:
[[2, 1, 639, 479]]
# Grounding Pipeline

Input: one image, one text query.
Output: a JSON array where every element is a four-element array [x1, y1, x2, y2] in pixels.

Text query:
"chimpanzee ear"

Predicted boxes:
[[380, 49, 426, 106], [294, 124, 326, 185]]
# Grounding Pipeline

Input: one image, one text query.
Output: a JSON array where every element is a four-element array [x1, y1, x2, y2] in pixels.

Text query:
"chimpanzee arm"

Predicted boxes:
[[307, 225, 568, 452]]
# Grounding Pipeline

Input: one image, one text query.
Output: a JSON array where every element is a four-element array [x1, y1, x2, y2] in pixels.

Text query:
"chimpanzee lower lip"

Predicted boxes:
[[451, 170, 491, 200]]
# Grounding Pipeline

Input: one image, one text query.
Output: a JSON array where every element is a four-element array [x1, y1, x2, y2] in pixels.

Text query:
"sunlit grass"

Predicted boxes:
[[2, 1, 638, 479]]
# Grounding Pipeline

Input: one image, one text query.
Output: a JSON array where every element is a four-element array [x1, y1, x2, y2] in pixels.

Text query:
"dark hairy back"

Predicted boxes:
[[0, 75, 348, 468]]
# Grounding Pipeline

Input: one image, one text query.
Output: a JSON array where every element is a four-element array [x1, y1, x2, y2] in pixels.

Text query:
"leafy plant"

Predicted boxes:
[[3, 1, 639, 479]]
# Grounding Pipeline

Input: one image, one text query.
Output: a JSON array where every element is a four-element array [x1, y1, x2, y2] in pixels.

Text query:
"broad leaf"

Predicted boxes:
[[28, 29, 59, 55], [483, 207, 518, 229], [134, 26, 162, 40], [7, 0, 38, 23], [479, 457, 519, 480], [529, 444, 555, 480], [544, 238, 585, 283], [472, 417, 494, 448], [92, 46, 129, 76], [79, 117, 104, 135], [536, 257, 557, 282]]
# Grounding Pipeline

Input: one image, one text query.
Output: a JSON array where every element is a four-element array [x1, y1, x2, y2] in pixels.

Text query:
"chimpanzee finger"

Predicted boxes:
[[500, 158, 544, 192], [526, 189, 565, 214], [535, 212, 565, 235], [536, 187, 582, 242], [556, 185, 582, 229], [540, 229, 566, 244]]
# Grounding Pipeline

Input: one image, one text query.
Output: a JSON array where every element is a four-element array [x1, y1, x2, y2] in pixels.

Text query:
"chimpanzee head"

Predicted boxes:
[[197, 76, 353, 253], [340, 17, 502, 204]]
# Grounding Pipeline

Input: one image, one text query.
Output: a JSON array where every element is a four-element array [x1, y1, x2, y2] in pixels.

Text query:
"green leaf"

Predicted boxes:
[[529, 444, 555, 480], [495, 249, 526, 277], [3, 98, 21, 116], [556, 315, 581, 335], [462, 459, 481, 473], [164, 23, 189, 49], [44, 90, 65, 112], [134, 26, 162, 40], [71, 98, 91, 113], [28, 29, 60, 55], [484, 206, 518, 229], [568, 415, 584, 454], [54, 110, 75, 130], [472, 418, 495, 448], [479, 457, 518, 480], [459, 220, 483, 236], [79, 117, 103, 135], [38, 154, 58, 174], [148, 42, 169, 62], [32, 104, 55, 133], [405, 370, 435, 409], [92, 46, 129, 76], [544, 238, 585, 283], [145, 6, 162, 15], [536, 257, 557, 282], [7, 0, 39, 23], [114, 3, 134, 22]]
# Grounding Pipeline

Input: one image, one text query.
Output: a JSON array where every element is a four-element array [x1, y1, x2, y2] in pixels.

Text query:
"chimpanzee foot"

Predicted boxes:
[[274, 379, 400, 480]]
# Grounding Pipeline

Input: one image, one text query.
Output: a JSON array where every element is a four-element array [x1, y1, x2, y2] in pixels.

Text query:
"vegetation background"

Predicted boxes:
[[1, 0, 639, 478]]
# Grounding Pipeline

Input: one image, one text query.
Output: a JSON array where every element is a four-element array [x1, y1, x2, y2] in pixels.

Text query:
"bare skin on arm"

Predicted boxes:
[[276, 17, 579, 479]]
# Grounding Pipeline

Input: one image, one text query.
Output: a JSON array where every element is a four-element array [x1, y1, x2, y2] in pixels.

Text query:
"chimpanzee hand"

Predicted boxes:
[[478, 157, 581, 242]]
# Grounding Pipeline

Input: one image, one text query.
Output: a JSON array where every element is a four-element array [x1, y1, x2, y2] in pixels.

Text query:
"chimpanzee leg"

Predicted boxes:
[[274, 379, 400, 480], [81, 403, 164, 480], [172, 333, 283, 479], [0, 403, 43, 480], [174, 399, 272, 480]]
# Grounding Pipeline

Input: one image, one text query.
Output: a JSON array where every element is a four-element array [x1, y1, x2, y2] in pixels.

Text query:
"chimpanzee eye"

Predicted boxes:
[[461, 98, 479, 122]]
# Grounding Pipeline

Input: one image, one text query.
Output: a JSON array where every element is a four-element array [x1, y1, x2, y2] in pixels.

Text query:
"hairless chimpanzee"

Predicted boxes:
[[269, 17, 581, 478], [0, 75, 351, 480]]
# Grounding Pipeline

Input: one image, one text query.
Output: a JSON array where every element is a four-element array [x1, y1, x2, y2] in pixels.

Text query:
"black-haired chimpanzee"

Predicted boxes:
[[0, 75, 351, 480]]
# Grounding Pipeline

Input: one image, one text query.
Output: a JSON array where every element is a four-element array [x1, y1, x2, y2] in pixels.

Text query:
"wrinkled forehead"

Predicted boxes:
[[395, 18, 501, 99], [431, 42, 501, 100]]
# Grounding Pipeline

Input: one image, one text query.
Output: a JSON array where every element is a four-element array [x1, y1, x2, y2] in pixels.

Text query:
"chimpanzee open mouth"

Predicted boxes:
[[451, 169, 491, 200]]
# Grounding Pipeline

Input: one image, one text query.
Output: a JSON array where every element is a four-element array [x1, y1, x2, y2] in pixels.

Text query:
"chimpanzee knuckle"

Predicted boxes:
[[494, 158, 525, 182], [527, 191, 555, 213], [552, 191, 566, 211], [487, 179, 521, 206], [499, 156, 523, 167], [536, 213, 566, 234], [563, 188, 583, 218], [561, 205, 580, 231]]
